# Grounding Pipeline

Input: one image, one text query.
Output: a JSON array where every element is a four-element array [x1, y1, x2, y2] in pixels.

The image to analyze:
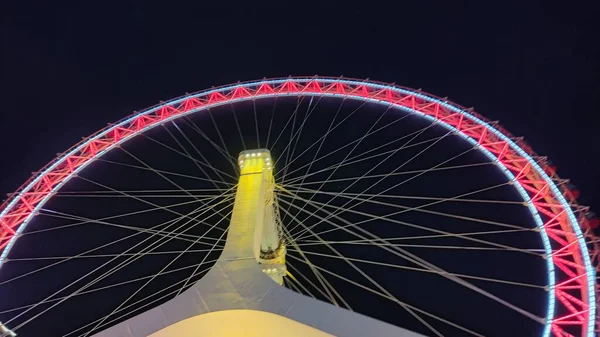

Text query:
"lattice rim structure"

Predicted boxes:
[[0, 77, 597, 336]]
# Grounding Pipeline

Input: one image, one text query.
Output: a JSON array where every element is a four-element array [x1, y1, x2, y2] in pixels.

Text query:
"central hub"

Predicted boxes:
[[238, 149, 273, 174], [236, 149, 287, 285]]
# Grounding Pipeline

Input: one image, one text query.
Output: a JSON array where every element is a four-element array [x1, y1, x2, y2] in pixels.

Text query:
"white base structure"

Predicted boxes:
[[93, 150, 425, 337]]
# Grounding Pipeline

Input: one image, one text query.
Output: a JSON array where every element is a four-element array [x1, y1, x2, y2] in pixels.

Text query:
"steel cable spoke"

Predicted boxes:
[[52, 193, 229, 198], [206, 108, 239, 173], [280, 112, 437, 183], [297, 240, 543, 253], [288, 125, 457, 237], [280, 95, 324, 182], [36, 208, 227, 246], [177, 224, 230, 295], [276, 96, 384, 179], [284, 274, 307, 296], [264, 96, 279, 149], [283, 162, 494, 188], [141, 131, 236, 183], [285, 185, 527, 230], [289, 181, 517, 240], [20, 188, 231, 196], [142, 129, 236, 185], [4, 249, 222, 263], [252, 99, 260, 148], [286, 144, 479, 239], [283, 184, 522, 205], [0, 256, 221, 315], [0, 202, 210, 287], [230, 103, 247, 150], [4, 205, 198, 324], [296, 228, 535, 243], [75, 175, 235, 231], [269, 96, 305, 156], [170, 120, 233, 184], [95, 158, 233, 185], [278, 94, 346, 186], [280, 217, 348, 309], [65, 253, 257, 337], [281, 207, 444, 337], [181, 116, 238, 172], [61, 262, 216, 337], [280, 98, 393, 226], [286, 248, 546, 289], [286, 262, 331, 301], [11, 201, 231, 332], [6, 193, 233, 329], [19, 197, 214, 237], [278, 190, 540, 256], [287, 254, 485, 337], [279, 192, 546, 324], [284, 133, 453, 186], [85, 210, 232, 335]]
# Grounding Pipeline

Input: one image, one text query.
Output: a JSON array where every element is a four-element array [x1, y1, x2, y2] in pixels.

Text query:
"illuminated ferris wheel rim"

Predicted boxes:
[[0, 77, 595, 337]]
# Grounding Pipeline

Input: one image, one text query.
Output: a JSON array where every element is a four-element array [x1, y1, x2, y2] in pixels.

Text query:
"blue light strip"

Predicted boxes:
[[0, 78, 593, 336]]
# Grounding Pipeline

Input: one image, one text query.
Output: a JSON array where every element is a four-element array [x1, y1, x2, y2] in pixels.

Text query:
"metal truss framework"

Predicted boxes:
[[0, 77, 597, 336]]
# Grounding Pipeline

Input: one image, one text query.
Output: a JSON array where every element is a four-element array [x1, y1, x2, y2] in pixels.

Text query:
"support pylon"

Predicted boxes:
[[93, 149, 423, 337], [233, 149, 287, 285]]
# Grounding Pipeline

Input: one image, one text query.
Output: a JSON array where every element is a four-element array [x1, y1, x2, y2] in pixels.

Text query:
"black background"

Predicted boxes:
[[1, 2, 599, 206]]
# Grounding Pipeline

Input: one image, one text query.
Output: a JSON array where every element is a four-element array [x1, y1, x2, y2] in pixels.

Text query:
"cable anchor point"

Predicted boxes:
[[0, 322, 16, 337]]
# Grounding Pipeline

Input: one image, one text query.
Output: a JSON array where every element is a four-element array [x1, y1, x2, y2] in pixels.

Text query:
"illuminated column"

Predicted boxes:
[[225, 149, 286, 285]]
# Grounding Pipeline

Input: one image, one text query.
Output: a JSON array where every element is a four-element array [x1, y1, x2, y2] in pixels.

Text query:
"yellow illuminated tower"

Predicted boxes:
[[230, 149, 287, 285]]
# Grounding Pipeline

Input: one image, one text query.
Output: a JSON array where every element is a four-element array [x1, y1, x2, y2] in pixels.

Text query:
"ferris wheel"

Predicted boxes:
[[0, 77, 598, 337]]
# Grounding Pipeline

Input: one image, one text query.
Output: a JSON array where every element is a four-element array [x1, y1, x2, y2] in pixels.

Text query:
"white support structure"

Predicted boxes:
[[92, 149, 424, 337]]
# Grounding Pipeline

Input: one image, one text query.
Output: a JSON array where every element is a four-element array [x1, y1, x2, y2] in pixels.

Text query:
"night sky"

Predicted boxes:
[[1, 2, 599, 208], [1, 1, 599, 336]]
